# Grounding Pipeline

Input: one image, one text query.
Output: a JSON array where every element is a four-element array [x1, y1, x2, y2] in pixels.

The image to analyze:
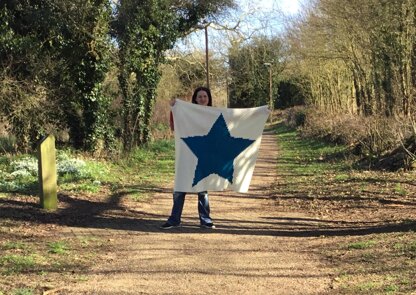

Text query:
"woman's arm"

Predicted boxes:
[[169, 99, 177, 131], [169, 111, 174, 131]]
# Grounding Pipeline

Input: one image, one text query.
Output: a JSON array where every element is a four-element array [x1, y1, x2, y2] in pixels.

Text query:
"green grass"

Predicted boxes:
[[276, 124, 348, 173], [110, 139, 175, 200], [393, 240, 416, 257], [0, 236, 105, 294], [47, 241, 69, 255], [0, 254, 36, 274], [357, 281, 380, 291], [334, 174, 350, 181], [12, 288, 33, 295], [347, 240, 377, 250], [2, 241, 30, 251], [384, 284, 399, 293], [274, 123, 351, 196], [327, 228, 415, 293], [78, 236, 100, 247], [394, 183, 407, 196]]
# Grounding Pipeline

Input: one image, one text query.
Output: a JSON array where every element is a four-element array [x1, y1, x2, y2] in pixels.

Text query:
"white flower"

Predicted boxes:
[[10, 170, 32, 178], [10, 157, 38, 176], [57, 158, 86, 176]]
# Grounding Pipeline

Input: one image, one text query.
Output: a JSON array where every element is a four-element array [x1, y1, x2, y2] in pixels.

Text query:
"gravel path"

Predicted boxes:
[[64, 131, 333, 295]]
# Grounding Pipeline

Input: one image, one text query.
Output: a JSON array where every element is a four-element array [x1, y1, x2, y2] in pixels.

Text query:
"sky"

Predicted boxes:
[[278, 0, 301, 15], [277, 0, 300, 14], [233, 0, 302, 38], [174, 0, 303, 56], [240, 0, 301, 15]]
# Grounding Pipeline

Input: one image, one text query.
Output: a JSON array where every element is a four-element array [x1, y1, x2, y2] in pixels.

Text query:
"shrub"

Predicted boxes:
[[295, 108, 415, 169], [0, 135, 16, 153], [283, 106, 307, 128]]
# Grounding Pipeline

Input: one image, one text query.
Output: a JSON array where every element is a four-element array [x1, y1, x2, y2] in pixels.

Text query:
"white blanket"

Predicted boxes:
[[172, 99, 269, 193]]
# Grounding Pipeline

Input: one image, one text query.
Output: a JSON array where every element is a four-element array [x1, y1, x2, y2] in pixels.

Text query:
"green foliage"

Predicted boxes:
[[0, 137, 174, 196], [0, 2, 64, 151], [284, 107, 308, 128], [55, 152, 109, 192], [115, 0, 181, 150], [0, 156, 37, 193], [147, 139, 175, 155], [384, 284, 399, 293], [394, 241, 416, 258], [394, 183, 407, 196], [57, 0, 114, 151], [115, 138, 175, 199], [114, 0, 235, 150], [1, 0, 235, 153], [276, 78, 309, 108], [0, 0, 115, 153], [228, 36, 284, 107]]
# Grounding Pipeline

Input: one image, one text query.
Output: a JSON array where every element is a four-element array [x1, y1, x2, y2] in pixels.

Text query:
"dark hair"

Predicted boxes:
[[191, 86, 212, 106]]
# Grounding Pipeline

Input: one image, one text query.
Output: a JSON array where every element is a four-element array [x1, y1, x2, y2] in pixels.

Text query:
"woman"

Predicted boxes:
[[161, 87, 215, 229]]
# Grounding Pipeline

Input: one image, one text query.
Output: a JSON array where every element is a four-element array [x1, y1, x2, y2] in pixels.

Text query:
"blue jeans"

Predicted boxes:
[[167, 191, 213, 226]]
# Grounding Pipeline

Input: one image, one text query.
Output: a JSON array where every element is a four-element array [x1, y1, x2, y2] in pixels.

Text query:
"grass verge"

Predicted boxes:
[[273, 123, 416, 295], [0, 139, 175, 199], [0, 139, 175, 294]]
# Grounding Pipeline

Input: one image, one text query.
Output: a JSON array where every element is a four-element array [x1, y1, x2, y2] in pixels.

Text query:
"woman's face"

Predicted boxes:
[[195, 90, 209, 106]]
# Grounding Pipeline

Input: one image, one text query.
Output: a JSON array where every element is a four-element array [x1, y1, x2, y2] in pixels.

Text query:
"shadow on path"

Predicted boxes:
[[1, 192, 415, 238], [1, 129, 415, 239]]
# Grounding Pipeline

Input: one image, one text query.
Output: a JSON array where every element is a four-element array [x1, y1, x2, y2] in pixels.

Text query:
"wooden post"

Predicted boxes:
[[38, 135, 58, 210]]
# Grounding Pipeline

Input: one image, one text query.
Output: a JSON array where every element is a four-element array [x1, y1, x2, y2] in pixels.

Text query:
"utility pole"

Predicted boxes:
[[264, 62, 274, 115], [197, 20, 210, 89], [204, 22, 210, 89]]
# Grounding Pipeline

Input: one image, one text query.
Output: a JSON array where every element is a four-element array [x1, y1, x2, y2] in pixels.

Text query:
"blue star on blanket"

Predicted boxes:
[[181, 114, 255, 186]]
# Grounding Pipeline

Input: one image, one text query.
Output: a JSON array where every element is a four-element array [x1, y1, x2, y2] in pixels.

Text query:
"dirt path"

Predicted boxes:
[[63, 131, 333, 294]]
